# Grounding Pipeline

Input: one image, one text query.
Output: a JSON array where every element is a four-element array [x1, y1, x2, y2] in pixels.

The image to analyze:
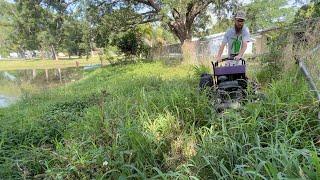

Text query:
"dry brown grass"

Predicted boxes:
[[290, 22, 320, 89], [164, 135, 197, 169], [181, 41, 197, 65]]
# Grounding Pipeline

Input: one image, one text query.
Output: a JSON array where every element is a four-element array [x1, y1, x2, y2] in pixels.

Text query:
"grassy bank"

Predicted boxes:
[[0, 61, 319, 179], [0, 57, 102, 71]]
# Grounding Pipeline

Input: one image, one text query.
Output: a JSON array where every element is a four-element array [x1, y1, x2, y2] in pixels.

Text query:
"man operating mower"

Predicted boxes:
[[216, 11, 251, 63]]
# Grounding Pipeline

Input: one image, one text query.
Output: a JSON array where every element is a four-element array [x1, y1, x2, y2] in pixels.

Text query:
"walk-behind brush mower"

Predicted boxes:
[[199, 57, 259, 112]]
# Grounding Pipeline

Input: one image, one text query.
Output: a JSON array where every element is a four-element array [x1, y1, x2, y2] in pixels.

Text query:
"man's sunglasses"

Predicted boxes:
[[236, 19, 245, 22]]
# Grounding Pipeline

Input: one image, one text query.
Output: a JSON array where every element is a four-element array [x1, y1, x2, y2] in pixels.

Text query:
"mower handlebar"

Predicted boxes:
[[221, 57, 245, 61], [212, 58, 246, 68]]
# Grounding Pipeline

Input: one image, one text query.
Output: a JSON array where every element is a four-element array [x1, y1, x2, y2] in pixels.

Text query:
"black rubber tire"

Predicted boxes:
[[199, 73, 213, 90]]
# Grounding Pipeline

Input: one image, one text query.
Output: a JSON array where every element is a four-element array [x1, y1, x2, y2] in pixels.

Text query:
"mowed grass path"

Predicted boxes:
[[0, 57, 103, 71]]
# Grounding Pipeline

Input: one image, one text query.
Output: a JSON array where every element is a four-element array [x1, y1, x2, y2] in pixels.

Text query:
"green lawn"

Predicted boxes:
[[0, 57, 103, 71], [0, 60, 319, 179]]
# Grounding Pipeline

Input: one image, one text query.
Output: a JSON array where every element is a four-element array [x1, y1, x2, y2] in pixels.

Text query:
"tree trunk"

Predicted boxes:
[[45, 69, 49, 82], [168, 21, 193, 45], [40, 47, 45, 60], [51, 45, 58, 60], [18, 47, 25, 60], [86, 50, 89, 60], [166, 2, 205, 45], [90, 41, 94, 57], [32, 69, 36, 79]]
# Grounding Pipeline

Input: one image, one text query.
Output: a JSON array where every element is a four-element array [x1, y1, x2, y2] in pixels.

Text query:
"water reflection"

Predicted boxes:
[[0, 95, 16, 108], [0, 67, 84, 108]]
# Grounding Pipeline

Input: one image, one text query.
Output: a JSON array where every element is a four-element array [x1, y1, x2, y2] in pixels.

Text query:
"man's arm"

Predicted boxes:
[[216, 29, 229, 62], [216, 42, 226, 62]]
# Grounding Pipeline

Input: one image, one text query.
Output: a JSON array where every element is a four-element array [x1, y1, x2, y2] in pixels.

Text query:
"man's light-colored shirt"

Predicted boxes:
[[222, 26, 251, 56]]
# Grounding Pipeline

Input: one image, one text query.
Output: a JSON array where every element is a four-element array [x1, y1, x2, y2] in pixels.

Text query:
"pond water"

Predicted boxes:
[[0, 67, 86, 108]]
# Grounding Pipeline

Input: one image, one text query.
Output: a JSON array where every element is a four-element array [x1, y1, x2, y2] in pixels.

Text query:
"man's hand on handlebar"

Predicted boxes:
[[215, 56, 244, 63], [216, 56, 222, 62], [234, 54, 242, 60]]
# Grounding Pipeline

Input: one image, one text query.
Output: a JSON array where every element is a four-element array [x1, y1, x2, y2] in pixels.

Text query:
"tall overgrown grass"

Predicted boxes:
[[0, 59, 318, 179]]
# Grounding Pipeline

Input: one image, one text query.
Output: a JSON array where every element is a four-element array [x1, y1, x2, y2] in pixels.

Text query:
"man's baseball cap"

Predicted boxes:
[[235, 11, 246, 20]]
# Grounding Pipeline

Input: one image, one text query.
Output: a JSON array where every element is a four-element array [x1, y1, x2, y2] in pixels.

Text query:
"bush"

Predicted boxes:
[[102, 45, 123, 65], [113, 29, 150, 58]]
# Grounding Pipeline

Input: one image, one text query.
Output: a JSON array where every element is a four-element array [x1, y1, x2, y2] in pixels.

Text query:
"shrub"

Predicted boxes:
[[113, 29, 150, 59]]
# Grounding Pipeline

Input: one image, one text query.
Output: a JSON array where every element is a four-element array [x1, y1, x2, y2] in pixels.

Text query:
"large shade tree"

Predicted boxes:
[[129, 0, 234, 44], [88, 0, 235, 45]]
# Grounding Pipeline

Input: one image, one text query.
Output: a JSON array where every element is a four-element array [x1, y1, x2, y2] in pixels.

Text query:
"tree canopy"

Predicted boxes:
[[245, 0, 295, 32], [0, 0, 310, 58], [111, 0, 236, 44]]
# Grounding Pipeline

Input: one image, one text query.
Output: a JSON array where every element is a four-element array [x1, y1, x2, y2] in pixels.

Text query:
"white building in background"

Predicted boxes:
[[150, 30, 263, 61], [9, 52, 19, 58], [192, 32, 255, 57]]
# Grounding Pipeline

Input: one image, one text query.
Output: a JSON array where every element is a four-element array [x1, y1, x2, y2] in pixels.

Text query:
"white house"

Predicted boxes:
[[9, 52, 19, 58]]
